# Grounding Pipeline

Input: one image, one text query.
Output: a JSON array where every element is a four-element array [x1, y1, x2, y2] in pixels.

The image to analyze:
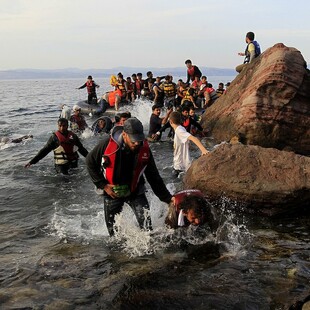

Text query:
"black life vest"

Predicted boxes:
[[102, 137, 150, 193], [163, 82, 176, 98]]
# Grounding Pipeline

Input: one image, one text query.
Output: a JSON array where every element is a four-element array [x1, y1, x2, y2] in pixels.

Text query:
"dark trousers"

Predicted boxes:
[[88, 93, 97, 105], [55, 160, 78, 175], [103, 193, 152, 236]]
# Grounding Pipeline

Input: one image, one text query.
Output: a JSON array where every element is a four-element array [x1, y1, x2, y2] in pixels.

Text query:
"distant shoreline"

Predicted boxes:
[[0, 67, 236, 80]]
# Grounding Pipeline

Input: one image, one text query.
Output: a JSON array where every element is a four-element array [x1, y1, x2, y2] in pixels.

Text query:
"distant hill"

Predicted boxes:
[[0, 67, 236, 80]]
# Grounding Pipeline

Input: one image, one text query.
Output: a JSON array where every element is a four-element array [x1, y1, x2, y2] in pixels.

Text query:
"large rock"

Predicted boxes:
[[201, 43, 310, 156], [183, 143, 310, 215]]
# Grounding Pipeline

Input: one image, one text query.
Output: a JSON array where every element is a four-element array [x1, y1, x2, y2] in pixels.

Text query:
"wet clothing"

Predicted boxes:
[[148, 114, 163, 140], [69, 114, 88, 131], [86, 126, 172, 235], [91, 116, 113, 135], [165, 189, 218, 231], [29, 131, 88, 174]]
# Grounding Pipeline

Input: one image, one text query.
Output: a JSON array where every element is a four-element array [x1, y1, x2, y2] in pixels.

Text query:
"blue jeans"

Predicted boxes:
[[103, 193, 152, 236]]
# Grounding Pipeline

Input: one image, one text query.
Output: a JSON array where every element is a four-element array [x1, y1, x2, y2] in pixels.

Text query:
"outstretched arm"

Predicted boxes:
[[188, 135, 209, 155]]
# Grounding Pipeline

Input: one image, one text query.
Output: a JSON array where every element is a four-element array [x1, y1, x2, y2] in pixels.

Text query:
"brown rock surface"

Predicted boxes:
[[201, 43, 310, 155], [183, 143, 310, 215]]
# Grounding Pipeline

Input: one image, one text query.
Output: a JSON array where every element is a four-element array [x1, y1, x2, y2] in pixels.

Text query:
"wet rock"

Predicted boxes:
[[201, 43, 310, 155], [183, 143, 310, 215]]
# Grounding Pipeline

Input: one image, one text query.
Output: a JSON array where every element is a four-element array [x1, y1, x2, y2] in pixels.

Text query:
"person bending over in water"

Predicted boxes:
[[165, 189, 218, 232], [25, 118, 88, 175]]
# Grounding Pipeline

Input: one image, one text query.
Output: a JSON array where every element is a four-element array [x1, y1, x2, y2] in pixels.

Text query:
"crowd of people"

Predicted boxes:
[[23, 31, 261, 237]]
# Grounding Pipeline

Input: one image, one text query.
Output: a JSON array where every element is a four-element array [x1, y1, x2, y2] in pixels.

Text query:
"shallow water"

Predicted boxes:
[[0, 78, 309, 309]]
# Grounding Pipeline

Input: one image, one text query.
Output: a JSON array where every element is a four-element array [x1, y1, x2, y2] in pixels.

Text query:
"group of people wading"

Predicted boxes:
[[24, 31, 261, 237]]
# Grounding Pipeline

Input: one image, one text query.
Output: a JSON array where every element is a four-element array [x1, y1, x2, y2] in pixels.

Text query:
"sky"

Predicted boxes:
[[1, 0, 309, 70]]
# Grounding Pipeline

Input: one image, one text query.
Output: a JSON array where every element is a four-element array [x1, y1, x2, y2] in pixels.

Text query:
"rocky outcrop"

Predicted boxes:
[[201, 43, 310, 156], [183, 143, 310, 215]]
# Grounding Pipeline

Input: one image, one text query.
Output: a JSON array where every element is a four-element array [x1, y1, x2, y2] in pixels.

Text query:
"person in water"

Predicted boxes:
[[1, 135, 33, 144], [91, 116, 113, 135], [148, 104, 173, 142], [77, 75, 100, 105], [70, 105, 88, 132], [169, 111, 208, 176], [236, 31, 261, 73], [86, 117, 174, 236], [25, 118, 88, 175], [165, 189, 218, 231]]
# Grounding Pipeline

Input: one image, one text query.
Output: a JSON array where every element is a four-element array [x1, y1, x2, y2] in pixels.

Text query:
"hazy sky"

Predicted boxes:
[[1, 0, 309, 70]]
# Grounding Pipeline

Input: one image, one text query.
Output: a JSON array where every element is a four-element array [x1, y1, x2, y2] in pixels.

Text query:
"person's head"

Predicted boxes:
[[122, 118, 145, 151], [246, 31, 255, 42], [131, 73, 137, 81], [116, 111, 131, 125], [155, 76, 161, 83], [146, 71, 153, 78], [185, 59, 192, 69], [201, 76, 207, 83], [179, 195, 208, 226], [87, 75, 93, 80], [97, 119, 106, 129], [207, 83, 213, 88], [126, 77, 132, 83], [152, 104, 162, 116], [189, 107, 196, 117], [169, 111, 182, 126], [181, 105, 190, 117], [117, 72, 123, 80], [225, 82, 231, 87], [137, 73, 143, 80], [58, 118, 69, 133], [218, 82, 224, 90], [72, 105, 81, 115]]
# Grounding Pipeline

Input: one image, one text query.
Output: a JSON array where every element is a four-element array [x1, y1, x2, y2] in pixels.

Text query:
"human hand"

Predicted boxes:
[[24, 162, 31, 168], [104, 184, 118, 199]]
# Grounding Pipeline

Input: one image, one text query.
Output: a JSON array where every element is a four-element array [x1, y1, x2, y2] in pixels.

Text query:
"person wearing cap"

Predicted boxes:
[[77, 75, 100, 105], [25, 118, 88, 175], [236, 31, 261, 73], [86, 117, 174, 236], [70, 105, 88, 132]]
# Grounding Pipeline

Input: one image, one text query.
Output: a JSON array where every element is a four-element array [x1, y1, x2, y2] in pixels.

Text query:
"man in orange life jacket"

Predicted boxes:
[[86, 117, 174, 236], [25, 118, 88, 175], [77, 75, 100, 105]]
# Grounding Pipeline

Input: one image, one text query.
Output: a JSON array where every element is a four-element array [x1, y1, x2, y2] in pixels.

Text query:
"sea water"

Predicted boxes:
[[0, 78, 309, 309]]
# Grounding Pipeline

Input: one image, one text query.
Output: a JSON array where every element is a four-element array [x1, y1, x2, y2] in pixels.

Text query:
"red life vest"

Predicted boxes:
[[135, 79, 144, 93], [174, 189, 204, 212], [182, 117, 191, 132], [102, 137, 150, 193], [70, 114, 86, 130], [54, 130, 78, 163], [86, 80, 95, 94]]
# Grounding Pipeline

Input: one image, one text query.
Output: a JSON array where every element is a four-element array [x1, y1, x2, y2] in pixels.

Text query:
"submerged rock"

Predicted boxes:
[[183, 143, 310, 215], [201, 43, 310, 156]]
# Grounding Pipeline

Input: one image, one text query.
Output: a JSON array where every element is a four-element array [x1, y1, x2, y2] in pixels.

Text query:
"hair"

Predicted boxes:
[[169, 111, 182, 125], [117, 72, 123, 78], [146, 71, 152, 77], [181, 105, 190, 113], [201, 76, 207, 80], [179, 195, 208, 219], [137, 73, 142, 77], [185, 59, 192, 64], [131, 73, 137, 78], [246, 31, 255, 41], [219, 82, 224, 87], [152, 104, 161, 111], [119, 111, 131, 119], [207, 83, 213, 88], [58, 118, 69, 125], [126, 77, 131, 81]]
